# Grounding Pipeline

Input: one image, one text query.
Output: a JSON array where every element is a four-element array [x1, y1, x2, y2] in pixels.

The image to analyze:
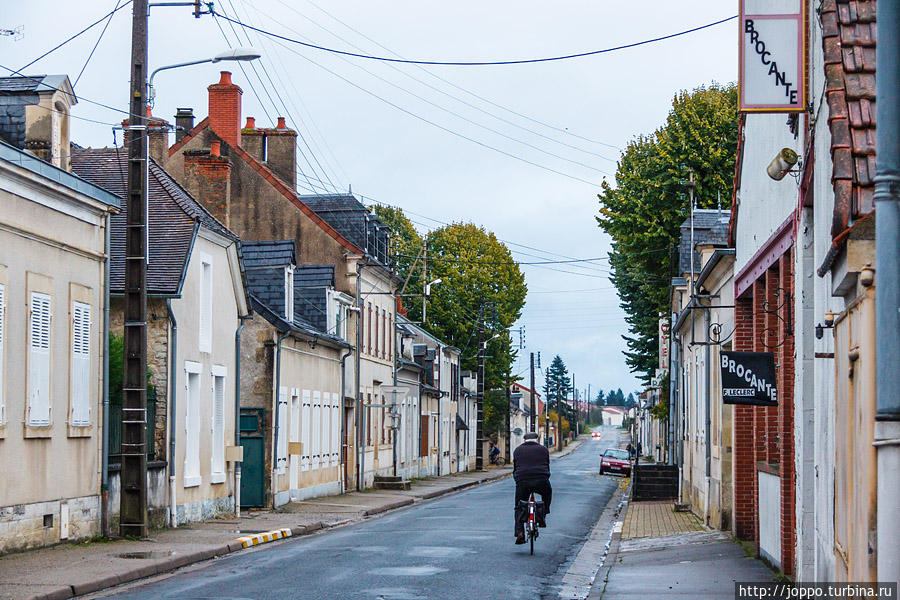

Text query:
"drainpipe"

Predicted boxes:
[[704, 300, 712, 523], [234, 315, 250, 518], [101, 216, 111, 537], [875, 0, 900, 580], [392, 293, 399, 477], [272, 330, 289, 507], [166, 300, 178, 527], [339, 347, 352, 494], [355, 261, 364, 491]]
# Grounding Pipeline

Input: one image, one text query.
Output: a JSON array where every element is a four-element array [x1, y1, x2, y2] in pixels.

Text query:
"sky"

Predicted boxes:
[[2, 0, 737, 400]]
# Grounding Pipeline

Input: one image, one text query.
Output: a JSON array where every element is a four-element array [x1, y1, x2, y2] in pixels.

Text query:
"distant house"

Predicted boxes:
[[71, 147, 249, 527], [0, 137, 119, 552], [238, 241, 351, 507], [601, 406, 627, 428]]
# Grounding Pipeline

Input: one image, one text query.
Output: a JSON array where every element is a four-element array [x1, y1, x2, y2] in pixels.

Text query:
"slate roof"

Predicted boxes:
[[677, 209, 730, 276], [241, 241, 348, 347], [300, 194, 391, 265], [71, 147, 236, 295], [820, 0, 877, 245], [0, 74, 71, 95]]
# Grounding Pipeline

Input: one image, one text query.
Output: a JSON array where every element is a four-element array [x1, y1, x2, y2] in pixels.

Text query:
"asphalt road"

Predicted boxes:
[[101, 429, 621, 600]]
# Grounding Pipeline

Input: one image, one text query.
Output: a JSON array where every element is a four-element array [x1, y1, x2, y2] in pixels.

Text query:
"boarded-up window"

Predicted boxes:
[[211, 366, 226, 482], [420, 414, 429, 457], [28, 292, 52, 426], [70, 301, 91, 426], [184, 363, 202, 486]]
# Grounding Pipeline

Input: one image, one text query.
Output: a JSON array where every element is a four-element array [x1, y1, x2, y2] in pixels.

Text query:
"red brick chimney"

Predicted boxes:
[[241, 116, 265, 163], [208, 71, 242, 148]]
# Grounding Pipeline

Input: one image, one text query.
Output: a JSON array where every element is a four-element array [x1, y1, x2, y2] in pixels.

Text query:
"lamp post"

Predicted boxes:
[[148, 47, 261, 106]]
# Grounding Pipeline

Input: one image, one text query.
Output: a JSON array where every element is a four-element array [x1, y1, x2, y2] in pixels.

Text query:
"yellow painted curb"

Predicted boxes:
[[235, 527, 293, 549]]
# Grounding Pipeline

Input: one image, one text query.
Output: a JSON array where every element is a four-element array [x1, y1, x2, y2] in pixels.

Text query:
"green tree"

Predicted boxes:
[[373, 205, 424, 305], [543, 356, 574, 420], [483, 388, 507, 436], [597, 83, 738, 383], [594, 389, 605, 407]]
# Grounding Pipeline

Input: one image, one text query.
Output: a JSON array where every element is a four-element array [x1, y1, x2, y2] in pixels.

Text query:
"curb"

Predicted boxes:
[[25, 470, 516, 600]]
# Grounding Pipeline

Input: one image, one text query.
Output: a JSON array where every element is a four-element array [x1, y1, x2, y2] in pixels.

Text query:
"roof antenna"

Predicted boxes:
[[348, 183, 352, 195]]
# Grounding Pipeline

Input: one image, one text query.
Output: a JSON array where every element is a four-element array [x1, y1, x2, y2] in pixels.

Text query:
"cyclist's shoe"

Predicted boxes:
[[515, 533, 526, 545]]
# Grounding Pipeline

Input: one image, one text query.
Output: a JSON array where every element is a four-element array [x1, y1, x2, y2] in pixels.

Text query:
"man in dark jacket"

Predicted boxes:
[[513, 432, 551, 544]]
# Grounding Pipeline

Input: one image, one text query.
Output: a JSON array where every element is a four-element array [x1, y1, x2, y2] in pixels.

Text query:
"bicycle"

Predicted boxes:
[[519, 493, 544, 555], [490, 453, 505, 466]]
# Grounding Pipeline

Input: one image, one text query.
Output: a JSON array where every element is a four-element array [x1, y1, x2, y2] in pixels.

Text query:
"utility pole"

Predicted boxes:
[[504, 371, 511, 463], [422, 245, 427, 325], [529, 352, 535, 433], [120, 0, 149, 538], [475, 312, 485, 470], [572, 373, 576, 436]]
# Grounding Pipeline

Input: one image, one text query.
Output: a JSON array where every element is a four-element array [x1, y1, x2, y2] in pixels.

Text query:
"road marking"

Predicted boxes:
[[235, 527, 293, 548]]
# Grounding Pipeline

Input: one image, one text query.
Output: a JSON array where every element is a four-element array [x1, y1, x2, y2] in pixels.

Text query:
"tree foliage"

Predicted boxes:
[[373, 207, 527, 389], [596, 83, 739, 384]]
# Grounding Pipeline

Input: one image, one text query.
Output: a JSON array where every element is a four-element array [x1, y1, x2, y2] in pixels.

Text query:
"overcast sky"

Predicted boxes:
[[3, 0, 737, 399]]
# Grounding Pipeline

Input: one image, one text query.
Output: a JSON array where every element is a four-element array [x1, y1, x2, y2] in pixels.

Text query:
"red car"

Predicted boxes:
[[599, 448, 631, 476]]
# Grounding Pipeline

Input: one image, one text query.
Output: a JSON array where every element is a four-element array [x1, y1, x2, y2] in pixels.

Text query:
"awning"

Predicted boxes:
[[455, 414, 469, 431]]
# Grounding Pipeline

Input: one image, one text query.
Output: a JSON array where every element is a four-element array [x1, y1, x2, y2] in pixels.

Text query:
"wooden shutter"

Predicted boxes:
[[28, 292, 52, 426], [0, 284, 5, 424], [301, 389, 311, 471], [332, 394, 341, 466], [312, 391, 321, 469], [276, 387, 288, 473], [211, 372, 225, 477], [70, 301, 91, 426]]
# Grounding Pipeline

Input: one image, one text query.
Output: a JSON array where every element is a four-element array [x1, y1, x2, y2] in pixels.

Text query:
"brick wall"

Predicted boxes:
[[731, 248, 797, 575], [208, 71, 242, 149]]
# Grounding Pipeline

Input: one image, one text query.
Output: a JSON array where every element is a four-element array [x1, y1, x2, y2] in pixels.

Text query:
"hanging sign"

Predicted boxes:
[[720, 351, 777, 405], [658, 316, 670, 371], [739, 0, 806, 112]]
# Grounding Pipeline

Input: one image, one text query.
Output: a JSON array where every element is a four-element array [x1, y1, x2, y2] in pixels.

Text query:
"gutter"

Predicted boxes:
[[101, 214, 111, 537], [166, 300, 178, 527], [234, 315, 251, 518]]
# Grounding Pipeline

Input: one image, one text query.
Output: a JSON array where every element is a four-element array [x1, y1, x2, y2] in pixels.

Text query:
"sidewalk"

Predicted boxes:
[[589, 498, 774, 599], [0, 466, 513, 600]]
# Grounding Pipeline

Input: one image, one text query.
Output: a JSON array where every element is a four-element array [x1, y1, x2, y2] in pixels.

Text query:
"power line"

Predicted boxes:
[[73, 0, 124, 87], [212, 11, 737, 67], [15, 0, 133, 72]]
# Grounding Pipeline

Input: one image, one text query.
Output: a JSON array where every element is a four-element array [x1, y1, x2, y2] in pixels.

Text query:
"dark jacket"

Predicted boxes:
[[513, 441, 550, 482]]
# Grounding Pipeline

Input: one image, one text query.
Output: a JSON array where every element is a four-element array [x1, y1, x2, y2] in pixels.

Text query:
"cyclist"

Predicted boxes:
[[513, 432, 551, 544], [489, 441, 501, 465]]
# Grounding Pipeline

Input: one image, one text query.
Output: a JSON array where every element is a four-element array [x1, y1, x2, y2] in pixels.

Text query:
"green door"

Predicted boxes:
[[240, 435, 265, 507]]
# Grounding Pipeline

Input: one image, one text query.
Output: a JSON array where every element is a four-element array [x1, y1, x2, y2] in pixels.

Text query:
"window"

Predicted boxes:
[[70, 301, 91, 426], [211, 366, 226, 483], [285, 265, 295, 322], [28, 292, 52, 426], [375, 308, 381, 358], [321, 392, 331, 470], [199, 256, 212, 353], [366, 393, 372, 446], [301, 389, 311, 471], [276, 387, 288, 474], [184, 362, 202, 487], [0, 283, 5, 424], [367, 304, 372, 355]]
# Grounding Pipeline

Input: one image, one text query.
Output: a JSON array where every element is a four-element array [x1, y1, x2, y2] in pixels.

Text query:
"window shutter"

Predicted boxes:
[[301, 390, 311, 471], [211, 373, 225, 476], [277, 387, 288, 473], [28, 292, 52, 426], [321, 392, 331, 470], [0, 284, 5, 424], [71, 302, 91, 426], [331, 394, 340, 466], [312, 391, 321, 469]]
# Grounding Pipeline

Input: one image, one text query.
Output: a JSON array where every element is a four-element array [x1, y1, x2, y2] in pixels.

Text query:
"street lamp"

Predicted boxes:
[[148, 47, 261, 106], [422, 278, 442, 324]]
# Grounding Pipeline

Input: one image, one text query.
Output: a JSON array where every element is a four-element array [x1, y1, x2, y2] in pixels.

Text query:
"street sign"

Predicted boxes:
[[739, 0, 806, 112], [720, 351, 777, 405]]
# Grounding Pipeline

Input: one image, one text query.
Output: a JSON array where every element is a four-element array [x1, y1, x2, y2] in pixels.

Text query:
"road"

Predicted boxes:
[[100, 429, 621, 600]]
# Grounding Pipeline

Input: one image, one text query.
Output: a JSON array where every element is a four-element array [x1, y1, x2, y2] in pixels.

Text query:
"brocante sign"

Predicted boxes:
[[720, 351, 778, 406], [739, 0, 806, 112]]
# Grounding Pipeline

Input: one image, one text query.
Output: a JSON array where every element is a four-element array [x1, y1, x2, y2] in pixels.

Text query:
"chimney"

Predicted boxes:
[[207, 71, 242, 148], [241, 116, 266, 163], [182, 145, 233, 228], [174, 107, 194, 143], [146, 107, 169, 165], [265, 116, 297, 190]]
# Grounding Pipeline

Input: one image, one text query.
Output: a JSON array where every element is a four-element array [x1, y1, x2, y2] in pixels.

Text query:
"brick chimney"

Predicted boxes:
[[208, 71, 242, 148], [241, 116, 265, 163], [121, 107, 169, 165], [174, 107, 194, 143], [182, 142, 233, 227], [265, 116, 297, 190]]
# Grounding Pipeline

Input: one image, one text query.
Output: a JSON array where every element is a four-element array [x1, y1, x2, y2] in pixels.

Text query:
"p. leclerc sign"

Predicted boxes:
[[739, 0, 806, 112], [720, 351, 778, 406]]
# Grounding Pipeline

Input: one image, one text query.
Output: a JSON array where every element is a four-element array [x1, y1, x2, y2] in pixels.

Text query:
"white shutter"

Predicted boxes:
[[285, 266, 295, 322], [28, 292, 52, 426], [331, 394, 340, 466], [290, 390, 300, 490], [70, 302, 91, 426], [211, 371, 226, 479], [0, 284, 5, 424], [321, 392, 331, 470], [301, 390, 311, 471], [276, 387, 288, 473], [312, 391, 321, 470]]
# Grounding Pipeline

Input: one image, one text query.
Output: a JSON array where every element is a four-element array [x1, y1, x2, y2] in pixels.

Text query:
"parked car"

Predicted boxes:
[[599, 448, 631, 476]]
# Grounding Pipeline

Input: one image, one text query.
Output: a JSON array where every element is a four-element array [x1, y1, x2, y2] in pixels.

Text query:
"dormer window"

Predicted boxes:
[[327, 288, 353, 341], [285, 265, 295, 322]]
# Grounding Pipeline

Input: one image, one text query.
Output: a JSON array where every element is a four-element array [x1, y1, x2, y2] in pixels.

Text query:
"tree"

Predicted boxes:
[[543, 356, 576, 422], [373, 205, 425, 302], [483, 388, 507, 437], [625, 392, 637, 410], [594, 389, 605, 407], [597, 83, 739, 383]]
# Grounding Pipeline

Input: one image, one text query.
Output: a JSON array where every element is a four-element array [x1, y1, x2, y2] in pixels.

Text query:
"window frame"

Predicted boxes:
[[210, 365, 227, 483], [69, 299, 92, 427], [184, 361, 203, 487]]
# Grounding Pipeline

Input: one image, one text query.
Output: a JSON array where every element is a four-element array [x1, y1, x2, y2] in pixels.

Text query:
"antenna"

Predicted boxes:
[[0, 26, 24, 41]]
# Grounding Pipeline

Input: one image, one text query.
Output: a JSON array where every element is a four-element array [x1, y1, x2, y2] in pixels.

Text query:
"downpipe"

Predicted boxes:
[[272, 330, 289, 507], [166, 300, 178, 527], [339, 347, 352, 494], [101, 216, 111, 537], [234, 315, 250, 518], [875, 0, 900, 581]]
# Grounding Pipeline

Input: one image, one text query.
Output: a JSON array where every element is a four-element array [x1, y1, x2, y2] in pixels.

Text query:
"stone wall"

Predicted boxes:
[[0, 495, 100, 553]]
